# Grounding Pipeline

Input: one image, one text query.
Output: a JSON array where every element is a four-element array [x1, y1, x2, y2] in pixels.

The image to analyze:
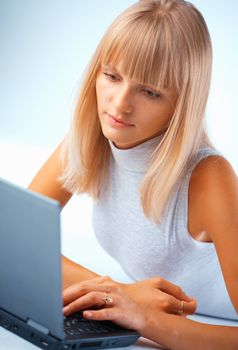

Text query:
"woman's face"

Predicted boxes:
[[96, 63, 176, 149]]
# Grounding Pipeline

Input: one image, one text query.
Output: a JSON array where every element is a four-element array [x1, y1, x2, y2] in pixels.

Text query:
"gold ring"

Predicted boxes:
[[177, 301, 184, 315]]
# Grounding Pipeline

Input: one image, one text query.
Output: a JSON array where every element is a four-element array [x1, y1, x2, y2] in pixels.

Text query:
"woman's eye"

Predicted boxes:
[[104, 72, 118, 82], [144, 89, 160, 99]]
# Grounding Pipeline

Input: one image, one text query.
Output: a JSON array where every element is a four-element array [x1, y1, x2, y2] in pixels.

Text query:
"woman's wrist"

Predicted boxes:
[[62, 255, 99, 288], [137, 311, 178, 349]]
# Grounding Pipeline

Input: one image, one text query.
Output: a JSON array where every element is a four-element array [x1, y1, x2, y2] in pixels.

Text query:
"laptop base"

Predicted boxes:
[[0, 308, 139, 350]]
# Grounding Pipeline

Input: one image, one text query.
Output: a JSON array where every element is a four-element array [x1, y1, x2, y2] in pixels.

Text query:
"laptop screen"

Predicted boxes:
[[0, 179, 64, 339]]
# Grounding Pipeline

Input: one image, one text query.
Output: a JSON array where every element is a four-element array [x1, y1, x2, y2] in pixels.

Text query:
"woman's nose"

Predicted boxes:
[[112, 85, 133, 114]]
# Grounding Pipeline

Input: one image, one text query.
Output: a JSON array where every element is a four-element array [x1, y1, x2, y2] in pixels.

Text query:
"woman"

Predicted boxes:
[[29, 0, 238, 348]]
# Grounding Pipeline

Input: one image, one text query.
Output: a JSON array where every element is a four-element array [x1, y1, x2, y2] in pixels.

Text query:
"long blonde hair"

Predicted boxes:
[[61, 0, 213, 223]]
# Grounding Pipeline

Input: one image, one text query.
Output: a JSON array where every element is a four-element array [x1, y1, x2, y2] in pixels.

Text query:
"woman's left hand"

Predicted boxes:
[[63, 276, 147, 330]]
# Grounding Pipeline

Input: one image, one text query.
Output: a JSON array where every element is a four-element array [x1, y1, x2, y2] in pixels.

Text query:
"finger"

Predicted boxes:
[[153, 277, 193, 302], [63, 291, 112, 316], [182, 299, 197, 315], [63, 279, 112, 306], [83, 308, 117, 322], [162, 294, 196, 315], [169, 298, 197, 315], [83, 307, 142, 331]]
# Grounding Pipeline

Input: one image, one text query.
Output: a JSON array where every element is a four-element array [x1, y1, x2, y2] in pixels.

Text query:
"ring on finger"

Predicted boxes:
[[177, 301, 184, 315], [102, 293, 113, 305]]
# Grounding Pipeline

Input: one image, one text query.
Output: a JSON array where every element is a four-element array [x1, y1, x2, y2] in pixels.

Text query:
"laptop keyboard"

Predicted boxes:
[[64, 312, 122, 337]]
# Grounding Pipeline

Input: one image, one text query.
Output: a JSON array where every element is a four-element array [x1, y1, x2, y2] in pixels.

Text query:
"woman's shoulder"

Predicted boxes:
[[187, 145, 236, 197], [189, 153, 237, 195], [188, 153, 238, 242]]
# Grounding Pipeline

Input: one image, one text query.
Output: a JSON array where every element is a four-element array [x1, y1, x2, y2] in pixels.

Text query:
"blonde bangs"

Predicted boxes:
[[99, 11, 180, 92]]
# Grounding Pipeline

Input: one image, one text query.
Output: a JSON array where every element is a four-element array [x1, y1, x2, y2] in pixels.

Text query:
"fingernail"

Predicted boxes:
[[84, 311, 93, 318], [63, 306, 70, 315]]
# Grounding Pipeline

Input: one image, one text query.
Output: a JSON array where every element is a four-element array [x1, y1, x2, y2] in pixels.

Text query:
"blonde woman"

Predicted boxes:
[[29, 0, 238, 348]]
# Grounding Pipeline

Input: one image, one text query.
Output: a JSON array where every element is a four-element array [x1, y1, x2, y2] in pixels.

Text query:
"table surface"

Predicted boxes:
[[1, 314, 238, 350], [1, 143, 238, 349]]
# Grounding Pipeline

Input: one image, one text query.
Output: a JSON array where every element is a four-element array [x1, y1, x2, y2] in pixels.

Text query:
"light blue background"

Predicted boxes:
[[1, 5, 238, 348], [0, 0, 237, 171]]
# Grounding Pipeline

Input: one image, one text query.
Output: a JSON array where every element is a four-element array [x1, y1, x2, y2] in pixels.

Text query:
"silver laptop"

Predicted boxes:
[[0, 178, 139, 349]]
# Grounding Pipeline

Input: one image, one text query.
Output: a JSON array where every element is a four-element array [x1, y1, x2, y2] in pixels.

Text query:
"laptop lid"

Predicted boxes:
[[0, 178, 64, 339]]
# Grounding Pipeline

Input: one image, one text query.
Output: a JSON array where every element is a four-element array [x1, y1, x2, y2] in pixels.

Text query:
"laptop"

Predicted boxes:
[[0, 178, 139, 350]]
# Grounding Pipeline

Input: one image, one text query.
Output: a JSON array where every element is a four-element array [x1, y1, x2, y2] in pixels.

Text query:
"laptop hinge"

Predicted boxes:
[[27, 319, 50, 335]]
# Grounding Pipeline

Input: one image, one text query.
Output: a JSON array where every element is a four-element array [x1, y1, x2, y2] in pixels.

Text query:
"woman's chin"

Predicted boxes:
[[101, 126, 133, 148]]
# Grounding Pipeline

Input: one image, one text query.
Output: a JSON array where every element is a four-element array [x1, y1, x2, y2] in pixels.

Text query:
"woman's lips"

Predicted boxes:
[[107, 113, 134, 127]]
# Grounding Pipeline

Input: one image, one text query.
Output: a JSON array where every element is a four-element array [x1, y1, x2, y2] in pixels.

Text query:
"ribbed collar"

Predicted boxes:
[[109, 134, 164, 172]]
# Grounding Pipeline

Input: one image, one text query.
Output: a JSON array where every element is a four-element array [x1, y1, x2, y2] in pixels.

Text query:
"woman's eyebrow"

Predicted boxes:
[[101, 64, 169, 96], [139, 83, 159, 91], [101, 64, 161, 91], [101, 64, 115, 70], [101, 64, 121, 74]]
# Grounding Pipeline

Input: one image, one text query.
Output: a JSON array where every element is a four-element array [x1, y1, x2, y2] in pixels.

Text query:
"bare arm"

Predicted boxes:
[[28, 139, 72, 207], [144, 156, 238, 349], [140, 312, 238, 350], [28, 138, 99, 287], [62, 256, 99, 289], [189, 156, 238, 312]]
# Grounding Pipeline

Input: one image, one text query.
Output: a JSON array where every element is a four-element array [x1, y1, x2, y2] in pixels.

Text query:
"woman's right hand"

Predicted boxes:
[[119, 276, 197, 316]]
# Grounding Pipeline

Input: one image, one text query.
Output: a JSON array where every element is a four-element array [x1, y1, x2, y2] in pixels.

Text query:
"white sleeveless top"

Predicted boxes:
[[92, 135, 238, 320]]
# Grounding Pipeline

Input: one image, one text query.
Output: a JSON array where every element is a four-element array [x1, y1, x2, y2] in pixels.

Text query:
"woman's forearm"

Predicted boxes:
[[62, 255, 99, 289], [140, 312, 238, 350]]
